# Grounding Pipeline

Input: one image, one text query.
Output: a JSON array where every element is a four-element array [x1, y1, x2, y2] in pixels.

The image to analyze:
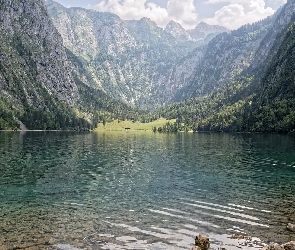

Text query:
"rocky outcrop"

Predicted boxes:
[[0, 0, 133, 130], [251, 0, 295, 70]]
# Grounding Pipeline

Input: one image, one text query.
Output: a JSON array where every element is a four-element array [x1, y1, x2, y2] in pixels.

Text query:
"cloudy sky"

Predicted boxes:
[[53, 0, 287, 30]]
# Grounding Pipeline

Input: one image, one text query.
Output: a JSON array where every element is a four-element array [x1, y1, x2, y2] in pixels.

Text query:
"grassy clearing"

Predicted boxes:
[[95, 118, 176, 131]]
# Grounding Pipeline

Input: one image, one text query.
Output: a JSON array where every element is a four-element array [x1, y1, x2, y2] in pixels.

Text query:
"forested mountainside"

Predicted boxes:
[[158, 0, 295, 133], [0, 0, 144, 130], [45, 0, 227, 109], [173, 15, 277, 101]]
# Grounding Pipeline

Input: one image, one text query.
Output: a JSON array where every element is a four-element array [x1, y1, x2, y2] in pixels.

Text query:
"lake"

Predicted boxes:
[[0, 131, 295, 249]]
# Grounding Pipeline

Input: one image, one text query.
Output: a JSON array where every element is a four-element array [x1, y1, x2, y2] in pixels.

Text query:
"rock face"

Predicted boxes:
[[0, 0, 134, 130], [0, 0, 83, 130], [45, 0, 230, 109], [0, 0, 79, 107], [251, 0, 295, 70], [45, 0, 295, 112], [175, 0, 295, 102], [174, 15, 276, 101], [45, 0, 295, 109], [165, 20, 229, 45]]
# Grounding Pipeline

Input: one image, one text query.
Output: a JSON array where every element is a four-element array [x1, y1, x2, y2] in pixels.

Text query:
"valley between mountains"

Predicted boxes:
[[1, 0, 295, 132]]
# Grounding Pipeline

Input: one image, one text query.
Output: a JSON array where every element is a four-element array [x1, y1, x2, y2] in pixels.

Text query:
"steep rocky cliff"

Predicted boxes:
[[49, 0, 292, 111], [0, 0, 79, 106], [0, 0, 137, 130], [2, 0, 295, 132], [0, 0, 82, 129]]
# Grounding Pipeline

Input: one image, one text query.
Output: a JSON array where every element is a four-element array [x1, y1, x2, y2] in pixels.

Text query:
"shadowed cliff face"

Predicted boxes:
[[0, 0, 89, 130], [0, 0, 147, 130], [0, 0, 79, 108]]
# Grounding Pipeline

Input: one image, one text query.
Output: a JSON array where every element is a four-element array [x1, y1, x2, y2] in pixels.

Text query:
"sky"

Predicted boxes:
[[52, 0, 288, 30]]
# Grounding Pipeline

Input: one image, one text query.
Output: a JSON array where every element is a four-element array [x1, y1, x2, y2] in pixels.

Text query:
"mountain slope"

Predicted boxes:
[[159, 0, 295, 133], [243, 14, 295, 133], [188, 21, 229, 42], [173, 16, 276, 101], [0, 0, 141, 130], [45, 0, 202, 109], [0, 0, 81, 129], [165, 20, 193, 42]]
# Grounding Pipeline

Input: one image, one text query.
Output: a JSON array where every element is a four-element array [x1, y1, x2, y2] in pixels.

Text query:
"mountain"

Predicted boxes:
[[164, 20, 229, 45], [164, 20, 193, 42], [2, 0, 295, 133], [188, 22, 229, 42], [0, 0, 142, 130], [45, 0, 202, 109], [158, 0, 295, 133], [0, 0, 79, 129], [173, 16, 276, 101], [242, 9, 295, 133]]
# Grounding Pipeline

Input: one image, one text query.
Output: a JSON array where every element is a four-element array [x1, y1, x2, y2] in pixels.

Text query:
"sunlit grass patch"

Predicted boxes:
[[95, 118, 176, 131]]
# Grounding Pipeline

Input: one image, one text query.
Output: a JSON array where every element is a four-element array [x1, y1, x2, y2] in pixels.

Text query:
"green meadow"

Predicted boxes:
[[95, 118, 176, 131]]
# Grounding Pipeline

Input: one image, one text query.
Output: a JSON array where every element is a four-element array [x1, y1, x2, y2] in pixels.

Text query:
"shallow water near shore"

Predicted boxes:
[[0, 131, 295, 249]]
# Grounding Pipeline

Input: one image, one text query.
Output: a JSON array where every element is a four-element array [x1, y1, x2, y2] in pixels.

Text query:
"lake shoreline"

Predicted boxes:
[[188, 234, 295, 250]]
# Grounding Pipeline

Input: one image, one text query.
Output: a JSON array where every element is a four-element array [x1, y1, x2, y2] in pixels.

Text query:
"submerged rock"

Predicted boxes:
[[231, 234, 252, 240], [261, 243, 284, 250], [287, 223, 295, 232], [283, 242, 295, 250], [261, 241, 295, 250], [190, 247, 202, 250], [189, 234, 210, 250]]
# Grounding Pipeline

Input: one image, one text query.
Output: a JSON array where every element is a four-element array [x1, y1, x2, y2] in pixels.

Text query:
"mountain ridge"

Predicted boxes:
[[45, 0, 229, 109]]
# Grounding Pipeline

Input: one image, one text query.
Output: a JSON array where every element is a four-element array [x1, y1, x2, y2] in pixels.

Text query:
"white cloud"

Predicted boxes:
[[204, 0, 275, 29], [96, 0, 198, 29], [95, 0, 287, 30], [167, 0, 198, 27]]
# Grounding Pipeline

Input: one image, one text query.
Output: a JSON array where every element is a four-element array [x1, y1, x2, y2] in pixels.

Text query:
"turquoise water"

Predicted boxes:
[[0, 131, 295, 249]]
